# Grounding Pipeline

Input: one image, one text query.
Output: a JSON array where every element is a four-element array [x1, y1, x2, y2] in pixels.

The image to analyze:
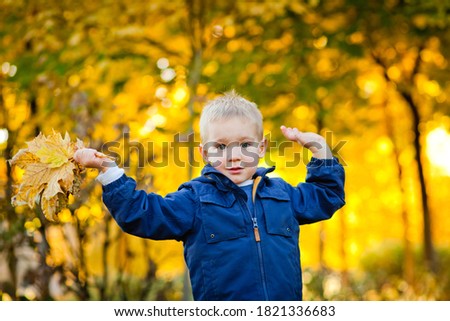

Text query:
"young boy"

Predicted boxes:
[[74, 91, 345, 301]]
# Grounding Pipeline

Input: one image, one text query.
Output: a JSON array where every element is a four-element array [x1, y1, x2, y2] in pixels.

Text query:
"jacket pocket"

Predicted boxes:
[[259, 189, 296, 237], [200, 192, 247, 244]]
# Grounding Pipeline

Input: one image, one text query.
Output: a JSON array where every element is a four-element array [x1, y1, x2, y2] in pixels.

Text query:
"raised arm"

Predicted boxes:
[[280, 126, 345, 224]]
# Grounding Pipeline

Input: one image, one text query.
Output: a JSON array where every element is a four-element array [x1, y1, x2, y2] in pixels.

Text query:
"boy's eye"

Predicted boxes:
[[217, 144, 226, 151], [241, 142, 256, 149]]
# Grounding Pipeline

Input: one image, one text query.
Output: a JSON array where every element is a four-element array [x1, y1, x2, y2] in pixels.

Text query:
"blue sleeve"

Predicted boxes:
[[102, 174, 196, 240], [289, 157, 345, 225]]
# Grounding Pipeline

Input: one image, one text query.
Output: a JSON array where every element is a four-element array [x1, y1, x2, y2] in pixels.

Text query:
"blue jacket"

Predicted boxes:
[[102, 157, 345, 300]]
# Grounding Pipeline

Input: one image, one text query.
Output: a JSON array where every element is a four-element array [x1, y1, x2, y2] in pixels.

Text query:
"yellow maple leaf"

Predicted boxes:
[[8, 149, 40, 169], [40, 193, 68, 222], [35, 146, 70, 168], [11, 184, 46, 209], [9, 131, 85, 222], [30, 131, 73, 168]]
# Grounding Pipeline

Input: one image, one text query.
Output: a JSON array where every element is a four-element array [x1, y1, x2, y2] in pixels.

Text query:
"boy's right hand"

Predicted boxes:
[[73, 148, 116, 172], [280, 125, 332, 159]]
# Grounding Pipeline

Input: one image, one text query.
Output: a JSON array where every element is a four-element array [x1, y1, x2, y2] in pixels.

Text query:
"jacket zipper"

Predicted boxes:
[[241, 199, 269, 300], [253, 217, 269, 300], [252, 217, 261, 242], [249, 176, 269, 300]]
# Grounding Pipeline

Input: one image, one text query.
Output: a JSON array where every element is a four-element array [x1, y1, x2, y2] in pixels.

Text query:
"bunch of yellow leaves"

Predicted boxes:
[[9, 131, 85, 222]]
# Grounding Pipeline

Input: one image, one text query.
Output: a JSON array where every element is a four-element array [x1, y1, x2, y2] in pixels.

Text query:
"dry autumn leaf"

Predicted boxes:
[[8, 131, 85, 222]]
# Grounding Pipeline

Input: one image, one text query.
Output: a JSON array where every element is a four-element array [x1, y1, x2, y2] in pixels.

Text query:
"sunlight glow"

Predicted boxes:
[[161, 68, 176, 82], [1, 62, 17, 77], [139, 119, 156, 136], [376, 137, 393, 155], [155, 85, 168, 99], [156, 57, 169, 70], [363, 80, 378, 95], [1, 61, 10, 74], [426, 127, 450, 176], [0, 128, 9, 145], [171, 86, 189, 105], [151, 114, 167, 127]]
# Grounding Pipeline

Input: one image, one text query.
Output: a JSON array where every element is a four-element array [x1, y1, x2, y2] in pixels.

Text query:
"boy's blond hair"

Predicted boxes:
[[200, 90, 263, 142]]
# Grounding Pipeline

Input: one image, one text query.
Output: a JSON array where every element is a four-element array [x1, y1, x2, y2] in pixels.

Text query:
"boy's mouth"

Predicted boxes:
[[227, 167, 244, 174]]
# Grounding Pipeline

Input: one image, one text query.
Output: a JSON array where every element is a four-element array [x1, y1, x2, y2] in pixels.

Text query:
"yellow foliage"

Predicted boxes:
[[75, 205, 90, 222], [1, 0, 450, 301]]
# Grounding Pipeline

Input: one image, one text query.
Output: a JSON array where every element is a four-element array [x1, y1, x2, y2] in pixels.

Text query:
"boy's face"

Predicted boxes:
[[199, 117, 266, 185]]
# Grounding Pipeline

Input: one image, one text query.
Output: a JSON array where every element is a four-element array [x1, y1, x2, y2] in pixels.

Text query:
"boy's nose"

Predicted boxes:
[[226, 145, 242, 162]]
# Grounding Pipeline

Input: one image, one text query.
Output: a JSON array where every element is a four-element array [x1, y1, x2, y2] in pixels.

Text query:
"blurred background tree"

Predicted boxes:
[[1, 0, 449, 300]]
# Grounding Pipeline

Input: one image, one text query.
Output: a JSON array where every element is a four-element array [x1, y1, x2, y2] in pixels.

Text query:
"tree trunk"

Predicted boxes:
[[400, 91, 436, 273], [372, 51, 437, 274], [36, 208, 53, 300], [4, 132, 19, 300]]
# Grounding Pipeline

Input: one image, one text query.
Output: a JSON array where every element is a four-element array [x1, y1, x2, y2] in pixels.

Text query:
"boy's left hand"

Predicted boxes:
[[281, 125, 332, 159], [74, 148, 116, 172]]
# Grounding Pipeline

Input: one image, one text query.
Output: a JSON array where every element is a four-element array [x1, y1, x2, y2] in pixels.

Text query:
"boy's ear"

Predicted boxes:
[[198, 144, 208, 162], [258, 138, 267, 158]]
